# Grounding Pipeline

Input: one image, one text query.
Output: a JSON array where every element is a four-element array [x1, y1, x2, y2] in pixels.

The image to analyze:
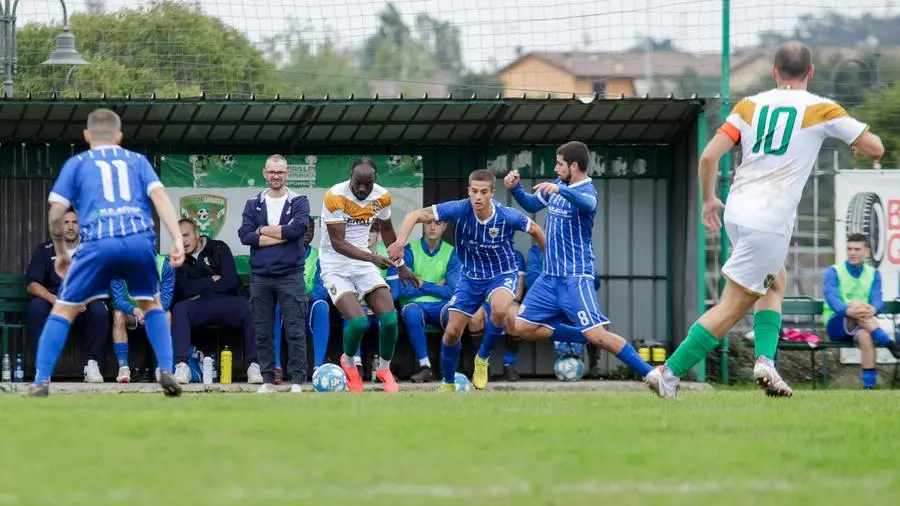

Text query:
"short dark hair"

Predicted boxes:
[[468, 169, 495, 187], [351, 157, 378, 174], [774, 42, 812, 80], [556, 141, 590, 173], [847, 233, 869, 246]]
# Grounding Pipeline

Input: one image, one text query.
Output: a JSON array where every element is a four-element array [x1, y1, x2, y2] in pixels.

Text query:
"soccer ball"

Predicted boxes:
[[312, 363, 348, 392], [454, 372, 473, 392], [554, 341, 585, 359], [554, 357, 585, 382]]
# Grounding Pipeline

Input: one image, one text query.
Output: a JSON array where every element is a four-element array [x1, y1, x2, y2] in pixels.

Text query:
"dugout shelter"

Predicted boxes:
[[0, 94, 708, 380]]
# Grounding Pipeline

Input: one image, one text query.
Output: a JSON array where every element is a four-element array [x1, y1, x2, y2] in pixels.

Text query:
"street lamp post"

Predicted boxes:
[[829, 36, 881, 98], [0, 0, 88, 98]]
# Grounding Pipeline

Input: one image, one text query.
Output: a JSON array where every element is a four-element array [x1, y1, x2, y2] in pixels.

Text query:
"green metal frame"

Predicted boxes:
[[695, 110, 708, 381], [718, 0, 732, 385]]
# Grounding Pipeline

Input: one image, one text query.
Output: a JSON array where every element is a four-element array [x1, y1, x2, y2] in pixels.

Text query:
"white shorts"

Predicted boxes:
[[320, 263, 388, 304], [721, 221, 790, 296]]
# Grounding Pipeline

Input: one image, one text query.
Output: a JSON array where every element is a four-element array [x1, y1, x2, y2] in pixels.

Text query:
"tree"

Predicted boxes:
[[758, 12, 900, 47], [449, 70, 504, 98], [15, 1, 281, 97], [855, 84, 900, 167]]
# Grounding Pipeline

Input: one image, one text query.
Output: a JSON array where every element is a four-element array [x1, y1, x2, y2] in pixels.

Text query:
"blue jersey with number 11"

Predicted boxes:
[[49, 146, 160, 242]]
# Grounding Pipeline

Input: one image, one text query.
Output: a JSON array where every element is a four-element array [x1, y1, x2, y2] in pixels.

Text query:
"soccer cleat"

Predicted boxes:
[[247, 363, 263, 384], [290, 384, 303, 393], [504, 364, 520, 382], [340, 354, 364, 393], [645, 365, 679, 398], [274, 366, 283, 385], [24, 382, 50, 397], [376, 367, 399, 393], [83, 360, 104, 383], [753, 358, 793, 397], [473, 355, 489, 390], [439, 382, 456, 392], [116, 366, 131, 383], [410, 366, 433, 383], [158, 371, 182, 398], [173, 362, 191, 384]]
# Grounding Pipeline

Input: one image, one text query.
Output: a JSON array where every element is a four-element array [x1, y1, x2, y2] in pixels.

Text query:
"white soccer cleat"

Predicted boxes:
[[116, 366, 131, 383], [256, 383, 278, 394], [83, 360, 104, 383], [290, 384, 303, 393], [645, 365, 679, 398], [247, 363, 263, 384], [753, 358, 793, 397], [155, 368, 161, 382], [173, 362, 191, 384]]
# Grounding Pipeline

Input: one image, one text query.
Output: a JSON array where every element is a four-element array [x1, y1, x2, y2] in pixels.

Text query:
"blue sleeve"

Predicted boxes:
[[503, 207, 531, 233], [110, 279, 136, 314], [281, 196, 310, 241], [823, 267, 847, 317], [444, 254, 461, 291], [48, 158, 80, 208], [210, 244, 239, 295], [238, 199, 261, 246], [510, 183, 546, 213], [310, 260, 328, 301], [525, 246, 543, 289], [385, 266, 400, 301], [139, 155, 162, 197], [593, 273, 602, 291], [870, 271, 884, 314], [557, 184, 598, 213], [516, 250, 526, 272], [433, 199, 467, 223], [160, 260, 175, 311]]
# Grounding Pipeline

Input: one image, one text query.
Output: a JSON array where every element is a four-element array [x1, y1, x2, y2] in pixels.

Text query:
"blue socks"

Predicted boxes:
[[144, 309, 174, 374], [503, 349, 518, 366], [273, 305, 283, 368], [871, 328, 891, 346], [34, 314, 71, 384], [863, 368, 877, 389], [476, 318, 505, 360], [441, 340, 461, 383], [551, 323, 589, 344], [310, 301, 331, 368], [616, 343, 654, 377], [114, 342, 129, 367]]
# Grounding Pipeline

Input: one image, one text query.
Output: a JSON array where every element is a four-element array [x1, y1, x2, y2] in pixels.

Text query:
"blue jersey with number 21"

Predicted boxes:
[[49, 146, 160, 242]]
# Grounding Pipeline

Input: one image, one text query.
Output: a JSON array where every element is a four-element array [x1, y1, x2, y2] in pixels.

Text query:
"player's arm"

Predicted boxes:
[[47, 202, 69, 258], [515, 251, 526, 302], [852, 132, 885, 163], [110, 279, 137, 315], [259, 196, 309, 240], [380, 210, 423, 288], [522, 217, 546, 253], [209, 244, 239, 294], [138, 156, 185, 267], [325, 222, 381, 263], [160, 261, 175, 312], [238, 200, 284, 247], [390, 206, 437, 260], [698, 132, 736, 203], [505, 170, 547, 213], [46, 158, 78, 259], [820, 104, 885, 162], [870, 271, 885, 315], [556, 185, 597, 213]]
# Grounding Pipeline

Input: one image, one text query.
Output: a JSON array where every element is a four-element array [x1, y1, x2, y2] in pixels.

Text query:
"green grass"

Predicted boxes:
[[1, 390, 899, 506]]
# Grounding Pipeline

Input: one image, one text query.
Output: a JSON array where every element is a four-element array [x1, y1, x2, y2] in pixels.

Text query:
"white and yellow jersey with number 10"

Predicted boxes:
[[719, 88, 868, 236]]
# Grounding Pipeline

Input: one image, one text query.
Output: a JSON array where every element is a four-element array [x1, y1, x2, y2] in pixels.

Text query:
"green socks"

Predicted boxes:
[[667, 322, 722, 376], [753, 310, 781, 361], [343, 316, 369, 357], [377, 311, 399, 361]]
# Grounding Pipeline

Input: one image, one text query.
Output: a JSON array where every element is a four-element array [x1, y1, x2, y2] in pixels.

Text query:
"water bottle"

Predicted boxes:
[[211, 356, 217, 383], [220, 346, 233, 384], [371, 354, 379, 382], [1, 354, 10, 382], [202, 356, 213, 385], [14, 354, 24, 383]]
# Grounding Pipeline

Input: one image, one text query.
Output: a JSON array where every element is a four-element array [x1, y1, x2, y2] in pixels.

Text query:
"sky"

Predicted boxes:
[[8, 0, 899, 71]]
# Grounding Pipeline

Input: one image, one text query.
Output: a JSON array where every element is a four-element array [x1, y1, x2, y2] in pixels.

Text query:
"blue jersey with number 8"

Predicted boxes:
[[49, 146, 161, 242]]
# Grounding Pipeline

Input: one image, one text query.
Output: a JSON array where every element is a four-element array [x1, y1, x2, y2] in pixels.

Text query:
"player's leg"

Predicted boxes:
[[309, 299, 331, 369], [364, 279, 399, 393], [750, 267, 792, 396], [274, 272, 308, 392], [439, 278, 482, 391], [324, 271, 369, 392], [403, 302, 432, 382], [112, 309, 134, 383], [510, 275, 587, 345], [855, 315, 892, 389], [473, 274, 517, 389]]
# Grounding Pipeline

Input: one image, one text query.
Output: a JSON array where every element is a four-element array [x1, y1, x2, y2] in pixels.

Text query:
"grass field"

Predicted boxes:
[[1, 389, 899, 506]]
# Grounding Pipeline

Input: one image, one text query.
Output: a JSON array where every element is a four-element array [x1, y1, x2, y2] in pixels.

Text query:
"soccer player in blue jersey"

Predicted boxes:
[[25, 109, 186, 397], [389, 169, 545, 391], [503, 141, 654, 380]]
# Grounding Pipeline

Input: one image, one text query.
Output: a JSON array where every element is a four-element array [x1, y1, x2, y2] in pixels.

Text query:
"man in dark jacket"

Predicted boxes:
[[238, 154, 310, 393], [171, 218, 262, 384]]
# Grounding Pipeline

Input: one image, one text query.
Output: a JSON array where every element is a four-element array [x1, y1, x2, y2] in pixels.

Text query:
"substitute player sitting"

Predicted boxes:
[[503, 141, 654, 382], [646, 42, 885, 398], [390, 169, 545, 391], [319, 158, 419, 393], [26, 108, 185, 397]]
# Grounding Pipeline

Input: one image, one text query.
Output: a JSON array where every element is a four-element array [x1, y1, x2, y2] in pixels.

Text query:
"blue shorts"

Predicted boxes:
[[448, 272, 518, 317], [517, 274, 609, 330], [401, 300, 447, 328], [58, 232, 160, 305]]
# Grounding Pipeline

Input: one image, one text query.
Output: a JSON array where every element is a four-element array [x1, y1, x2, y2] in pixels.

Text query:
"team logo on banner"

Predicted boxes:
[[180, 194, 227, 239]]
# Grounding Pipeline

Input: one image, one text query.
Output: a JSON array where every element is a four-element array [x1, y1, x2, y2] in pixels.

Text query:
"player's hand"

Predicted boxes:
[[371, 255, 396, 270], [132, 308, 145, 325], [78, 304, 87, 313], [169, 241, 186, 268], [386, 242, 405, 262], [533, 182, 559, 195], [212, 275, 222, 283], [701, 198, 725, 232], [54, 253, 72, 279], [504, 170, 521, 189], [398, 265, 423, 289]]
